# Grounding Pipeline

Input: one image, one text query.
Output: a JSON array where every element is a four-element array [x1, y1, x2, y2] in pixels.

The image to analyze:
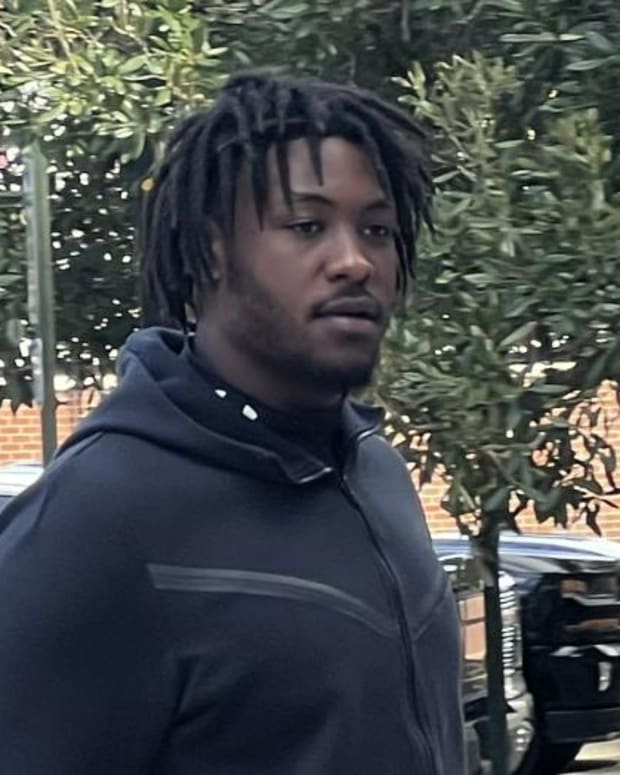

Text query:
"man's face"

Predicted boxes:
[[209, 136, 400, 399]]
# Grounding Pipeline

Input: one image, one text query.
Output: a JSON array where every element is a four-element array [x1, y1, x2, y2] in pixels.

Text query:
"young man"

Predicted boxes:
[[0, 73, 464, 773]]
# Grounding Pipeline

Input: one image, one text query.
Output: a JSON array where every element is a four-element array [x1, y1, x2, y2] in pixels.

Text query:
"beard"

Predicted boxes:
[[225, 268, 380, 395]]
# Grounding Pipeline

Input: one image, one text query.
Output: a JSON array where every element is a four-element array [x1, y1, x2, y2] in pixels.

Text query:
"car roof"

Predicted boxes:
[[0, 462, 43, 496], [499, 531, 620, 560], [432, 531, 620, 562]]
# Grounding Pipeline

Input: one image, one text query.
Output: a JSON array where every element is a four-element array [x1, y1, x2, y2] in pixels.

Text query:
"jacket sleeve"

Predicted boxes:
[[0, 470, 175, 774]]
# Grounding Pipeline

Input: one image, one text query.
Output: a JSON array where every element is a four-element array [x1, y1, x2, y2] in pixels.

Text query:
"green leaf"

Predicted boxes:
[[5, 317, 22, 346], [153, 88, 172, 107], [445, 196, 472, 218], [558, 33, 584, 42], [499, 321, 537, 348], [585, 30, 615, 54], [500, 33, 558, 44], [118, 55, 148, 75], [494, 140, 523, 149], [483, 486, 510, 513], [260, 0, 308, 20], [120, 130, 146, 163], [565, 58, 609, 72], [6, 371, 32, 414], [573, 478, 604, 495], [462, 272, 490, 286], [0, 273, 21, 287], [433, 170, 460, 184], [602, 448, 617, 475], [113, 126, 136, 138]]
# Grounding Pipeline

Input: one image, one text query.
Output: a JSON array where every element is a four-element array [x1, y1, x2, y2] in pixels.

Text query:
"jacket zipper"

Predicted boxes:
[[148, 564, 397, 639], [339, 473, 438, 775]]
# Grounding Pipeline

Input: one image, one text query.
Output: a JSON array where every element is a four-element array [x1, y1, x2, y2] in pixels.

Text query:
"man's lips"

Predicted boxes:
[[314, 296, 383, 322]]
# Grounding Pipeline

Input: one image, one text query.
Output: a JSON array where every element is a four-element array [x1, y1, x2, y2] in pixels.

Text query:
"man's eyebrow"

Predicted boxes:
[[364, 198, 394, 212]]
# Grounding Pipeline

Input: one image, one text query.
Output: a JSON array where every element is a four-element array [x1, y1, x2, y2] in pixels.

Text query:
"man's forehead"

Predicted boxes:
[[265, 136, 387, 201]]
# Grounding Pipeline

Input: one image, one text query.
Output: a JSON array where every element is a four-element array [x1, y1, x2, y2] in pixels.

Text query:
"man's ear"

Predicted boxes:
[[208, 221, 226, 283]]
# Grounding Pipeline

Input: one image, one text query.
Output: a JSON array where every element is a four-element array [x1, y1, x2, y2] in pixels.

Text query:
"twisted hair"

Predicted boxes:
[[140, 71, 433, 329]]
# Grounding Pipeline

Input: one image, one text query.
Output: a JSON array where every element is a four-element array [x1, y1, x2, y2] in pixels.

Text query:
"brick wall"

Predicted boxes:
[[0, 390, 98, 465], [418, 382, 620, 540], [1, 385, 619, 540]]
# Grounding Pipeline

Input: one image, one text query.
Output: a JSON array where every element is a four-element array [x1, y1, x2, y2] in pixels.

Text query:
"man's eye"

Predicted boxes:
[[287, 221, 323, 236], [364, 224, 393, 239]]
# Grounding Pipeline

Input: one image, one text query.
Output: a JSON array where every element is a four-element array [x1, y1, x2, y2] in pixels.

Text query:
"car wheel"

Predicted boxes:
[[515, 734, 581, 775]]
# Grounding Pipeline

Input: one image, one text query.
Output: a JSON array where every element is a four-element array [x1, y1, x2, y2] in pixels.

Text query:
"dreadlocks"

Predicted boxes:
[[140, 71, 433, 329]]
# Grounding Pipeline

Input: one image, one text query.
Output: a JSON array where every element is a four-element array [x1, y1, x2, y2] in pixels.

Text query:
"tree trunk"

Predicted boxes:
[[474, 523, 509, 775]]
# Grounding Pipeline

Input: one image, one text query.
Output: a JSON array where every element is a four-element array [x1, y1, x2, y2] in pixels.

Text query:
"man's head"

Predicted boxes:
[[141, 72, 432, 406]]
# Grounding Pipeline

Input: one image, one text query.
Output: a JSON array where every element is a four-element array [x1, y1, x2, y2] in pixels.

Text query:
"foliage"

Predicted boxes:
[[0, 0, 227, 399], [2, 0, 618, 404], [0, 0, 395, 399], [0, 152, 28, 409], [381, 54, 620, 533]]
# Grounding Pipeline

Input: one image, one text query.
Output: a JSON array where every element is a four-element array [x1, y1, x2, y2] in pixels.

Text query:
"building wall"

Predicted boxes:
[[0, 391, 97, 465], [421, 382, 620, 539], [2, 386, 619, 539]]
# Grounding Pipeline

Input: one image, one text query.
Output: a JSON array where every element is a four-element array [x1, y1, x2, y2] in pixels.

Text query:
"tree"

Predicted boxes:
[[2, 0, 619, 407], [0, 0, 228, 401], [379, 52, 620, 774]]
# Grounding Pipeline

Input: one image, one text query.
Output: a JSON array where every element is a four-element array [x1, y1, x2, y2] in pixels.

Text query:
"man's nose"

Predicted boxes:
[[324, 229, 373, 284]]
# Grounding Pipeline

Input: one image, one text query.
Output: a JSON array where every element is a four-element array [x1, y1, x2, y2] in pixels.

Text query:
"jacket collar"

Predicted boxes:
[[59, 328, 385, 487], [274, 400, 384, 484]]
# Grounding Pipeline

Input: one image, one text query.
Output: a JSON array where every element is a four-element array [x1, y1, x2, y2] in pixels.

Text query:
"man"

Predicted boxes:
[[0, 73, 463, 773]]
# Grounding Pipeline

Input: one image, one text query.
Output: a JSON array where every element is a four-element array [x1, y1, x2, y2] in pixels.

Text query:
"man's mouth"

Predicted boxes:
[[314, 296, 382, 323]]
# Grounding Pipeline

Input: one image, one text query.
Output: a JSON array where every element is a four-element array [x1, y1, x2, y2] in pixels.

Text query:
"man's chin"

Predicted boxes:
[[311, 357, 377, 393]]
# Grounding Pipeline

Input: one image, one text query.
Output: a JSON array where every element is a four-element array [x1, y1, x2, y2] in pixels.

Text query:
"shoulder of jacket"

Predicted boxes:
[[362, 433, 410, 466]]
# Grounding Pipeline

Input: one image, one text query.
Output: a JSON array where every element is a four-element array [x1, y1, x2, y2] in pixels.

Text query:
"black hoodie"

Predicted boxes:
[[0, 328, 464, 774]]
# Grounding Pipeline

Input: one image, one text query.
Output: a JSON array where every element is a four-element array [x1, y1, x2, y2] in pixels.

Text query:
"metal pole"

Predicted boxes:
[[23, 142, 57, 465]]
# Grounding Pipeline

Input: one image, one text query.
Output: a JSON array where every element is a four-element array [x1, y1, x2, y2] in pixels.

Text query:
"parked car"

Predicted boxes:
[[439, 551, 534, 774], [0, 461, 41, 526], [439, 552, 490, 774], [433, 531, 620, 775]]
